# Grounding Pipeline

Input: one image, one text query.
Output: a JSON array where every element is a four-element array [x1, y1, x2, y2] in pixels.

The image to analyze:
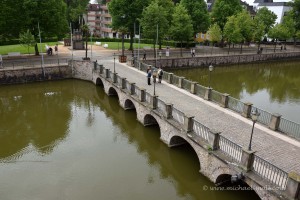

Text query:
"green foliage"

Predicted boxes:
[[180, 0, 210, 34], [252, 18, 266, 43], [223, 15, 242, 44], [290, 0, 300, 31], [65, 0, 90, 23], [235, 10, 253, 43], [19, 30, 37, 54], [268, 24, 290, 41], [210, 0, 243, 32], [208, 23, 222, 43], [255, 7, 277, 35], [169, 4, 193, 55]]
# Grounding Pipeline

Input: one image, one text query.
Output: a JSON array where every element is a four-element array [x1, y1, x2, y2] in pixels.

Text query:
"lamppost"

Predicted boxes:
[[208, 64, 214, 88], [248, 108, 260, 151], [113, 53, 116, 73], [90, 31, 93, 61], [159, 51, 162, 60], [153, 68, 157, 96]]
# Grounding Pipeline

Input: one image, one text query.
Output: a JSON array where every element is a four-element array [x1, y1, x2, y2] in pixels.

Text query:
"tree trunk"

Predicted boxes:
[[240, 43, 243, 54], [274, 41, 277, 52], [34, 43, 39, 56], [180, 41, 183, 57], [85, 34, 88, 59], [228, 43, 231, 55], [129, 32, 134, 51], [122, 33, 125, 56]]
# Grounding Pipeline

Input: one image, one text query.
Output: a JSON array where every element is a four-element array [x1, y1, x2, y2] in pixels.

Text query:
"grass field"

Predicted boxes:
[[0, 42, 59, 55]]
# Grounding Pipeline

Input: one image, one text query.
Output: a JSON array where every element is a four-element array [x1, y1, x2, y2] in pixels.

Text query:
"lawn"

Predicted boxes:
[[93, 41, 156, 50], [0, 42, 59, 55]]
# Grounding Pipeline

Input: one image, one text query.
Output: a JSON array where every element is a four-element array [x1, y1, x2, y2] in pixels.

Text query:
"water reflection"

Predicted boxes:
[[168, 60, 300, 122], [0, 80, 260, 200]]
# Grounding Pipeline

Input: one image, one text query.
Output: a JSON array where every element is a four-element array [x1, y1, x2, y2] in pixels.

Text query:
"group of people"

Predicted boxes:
[[147, 66, 163, 85], [46, 44, 58, 56]]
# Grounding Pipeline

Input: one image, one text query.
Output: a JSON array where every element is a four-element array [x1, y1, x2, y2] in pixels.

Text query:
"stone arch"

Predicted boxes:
[[143, 114, 159, 126], [169, 135, 188, 147], [211, 167, 237, 184], [124, 99, 136, 110], [108, 87, 118, 97], [95, 77, 104, 87]]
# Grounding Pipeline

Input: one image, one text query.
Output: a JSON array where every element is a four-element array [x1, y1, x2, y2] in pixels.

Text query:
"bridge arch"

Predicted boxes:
[[143, 114, 159, 126], [124, 99, 136, 110], [95, 77, 104, 87], [108, 87, 118, 97]]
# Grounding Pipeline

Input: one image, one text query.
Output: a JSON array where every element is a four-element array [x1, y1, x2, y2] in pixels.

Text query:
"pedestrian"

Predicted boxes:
[[192, 48, 195, 57], [55, 44, 58, 54], [49, 47, 53, 55], [152, 68, 157, 84], [157, 67, 163, 83], [143, 50, 147, 60], [147, 66, 152, 85], [191, 48, 193, 57]]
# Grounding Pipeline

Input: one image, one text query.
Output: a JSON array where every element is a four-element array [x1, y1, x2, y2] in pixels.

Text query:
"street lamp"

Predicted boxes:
[[159, 51, 162, 60], [208, 64, 214, 88], [248, 108, 260, 151], [113, 53, 116, 73]]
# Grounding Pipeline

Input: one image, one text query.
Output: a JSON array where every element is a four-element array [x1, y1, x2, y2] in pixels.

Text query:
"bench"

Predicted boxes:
[[143, 46, 151, 50], [95, 41, 101, 46], [103, 43, 108, 48], [8, 52, 21, 57]]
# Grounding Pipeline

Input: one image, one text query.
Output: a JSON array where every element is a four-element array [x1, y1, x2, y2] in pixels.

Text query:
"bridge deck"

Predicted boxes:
[[101, 60, 300, 174]]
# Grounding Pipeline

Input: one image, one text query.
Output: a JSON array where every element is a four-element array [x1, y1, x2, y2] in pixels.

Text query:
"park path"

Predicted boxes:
[[99, 59, 300, 174]]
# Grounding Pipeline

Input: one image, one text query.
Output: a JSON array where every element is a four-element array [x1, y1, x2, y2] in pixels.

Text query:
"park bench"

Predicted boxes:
[[103, 43, 108, 48], [143, 46, 151, 50], [95, 41, 101, 46], [8, 52, 21, 57]]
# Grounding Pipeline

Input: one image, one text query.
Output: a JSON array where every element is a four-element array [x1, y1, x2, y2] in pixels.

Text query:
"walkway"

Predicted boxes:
[[100, 59, 300, 174]]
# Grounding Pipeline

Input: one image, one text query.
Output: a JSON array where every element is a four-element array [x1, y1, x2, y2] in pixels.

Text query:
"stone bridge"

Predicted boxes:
[[70, 60, 300, 200]]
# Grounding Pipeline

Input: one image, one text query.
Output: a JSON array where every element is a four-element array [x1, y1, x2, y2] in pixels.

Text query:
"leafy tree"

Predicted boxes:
[[268, 24, 290, 52], [108, 0, 151, 53], [169, 4, 193, 57], [140, 1, 169, 57], [280, 13, 295, 49], [255, 7, 277, 36], [252, 18, 266, 52], [81, 24, 90, 60], [235, 10, 253, 53], [290, 0, 300, 32], [180, 0, 210, 35], [65, 0, 90, 28], [210, 0, 242, 46], [223, 15, 242, 54], [207, 23, 222, 54], [19, 30, 36, 55]]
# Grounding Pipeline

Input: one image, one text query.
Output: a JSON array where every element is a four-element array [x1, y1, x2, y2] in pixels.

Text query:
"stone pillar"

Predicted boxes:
[[242, 102, 253, 118], [204, 87, 212, 101], [130, 82, 135, 95], [208, 130, 220, 150], [105, 68, 109, 79], [93, 62, 98, 70], [240, 149, 255, 172], [191, 82, 197, 94], [99, 64, 104, 74], [121, 78, 127, 89], [269, 113, 281, 131], [178, 77, 185, 88], [285, 172, 300, 199], [184, 115, 194, 132], [221, 93, 230, 108], [113, 73, 117, 83], [165, 103, 173, 119], [140, 88, 145, 102], [167, 73, 173, 84], [150, 96, 157, 109]]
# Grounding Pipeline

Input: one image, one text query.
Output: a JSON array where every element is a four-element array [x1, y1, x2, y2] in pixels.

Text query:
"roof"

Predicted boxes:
[[87, 4, 100, 11]]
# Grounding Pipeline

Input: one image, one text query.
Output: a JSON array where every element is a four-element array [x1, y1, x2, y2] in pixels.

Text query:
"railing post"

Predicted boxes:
[[178, 77, 185, 88], [208, 130, 220, 150], [184, 115, 194, 132], [242, 102, 253, 118], [269, 113, 281, 131], [140, 88, 145, 102], [221, 93, 230, 108], [113, 73, 117, 83], [204, 87, 212, 101], [240, 149, 255, 172], [191, 82, 197, 94], [121, 78, 126, 89], [150, 95, 158, 109], [105, 68, 109, 79], [285, 172, 300, 199], [167, 73, 173, 84], [93, 62, 98, 70], [165, 103, 173, 119], [99, 64, 104, 74], [130, 82, 135, 95]]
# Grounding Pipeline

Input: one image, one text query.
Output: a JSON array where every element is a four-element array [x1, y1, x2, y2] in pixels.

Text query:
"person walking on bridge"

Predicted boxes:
[[147, 66, 152, 85]]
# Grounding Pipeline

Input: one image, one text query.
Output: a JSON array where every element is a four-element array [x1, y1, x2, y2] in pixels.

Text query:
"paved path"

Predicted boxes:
[[100, 59, 300, 174]]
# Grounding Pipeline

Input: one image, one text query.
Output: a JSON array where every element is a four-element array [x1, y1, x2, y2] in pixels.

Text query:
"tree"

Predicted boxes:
[[210, 0, 242, 46], [65, 0, 90, 28], [140, 1, 169, 57], [19, 30, 36, 55], [81, 24, 90, 60], [223, 15, 242, 54], [255, 7, 277, 36], [290, 0, 300, 32], [169, 4, 193, 57], [207, 23, 222, 54], [235, 10, 254, 53], [180, 0, 210, 35], [252, 18, 266, 52], [268, 24, 290, 52]]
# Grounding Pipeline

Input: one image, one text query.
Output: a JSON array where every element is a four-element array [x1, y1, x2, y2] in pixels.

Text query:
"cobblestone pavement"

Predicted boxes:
[[99, 59, 300, 174]]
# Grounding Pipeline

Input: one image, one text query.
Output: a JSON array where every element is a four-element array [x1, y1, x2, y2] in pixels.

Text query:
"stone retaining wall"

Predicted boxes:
[[0, 65, 72, 84], [144, 52, 300, 68]]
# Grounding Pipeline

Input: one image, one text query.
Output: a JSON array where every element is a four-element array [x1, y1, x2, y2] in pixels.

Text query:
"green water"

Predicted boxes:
[[0, 80, 259, 200], [168, 60, 300, 123]]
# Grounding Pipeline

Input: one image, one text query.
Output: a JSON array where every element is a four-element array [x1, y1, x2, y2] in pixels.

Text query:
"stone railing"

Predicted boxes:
[[95, 62, 300, 199], [133, 61, 300, 141]]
